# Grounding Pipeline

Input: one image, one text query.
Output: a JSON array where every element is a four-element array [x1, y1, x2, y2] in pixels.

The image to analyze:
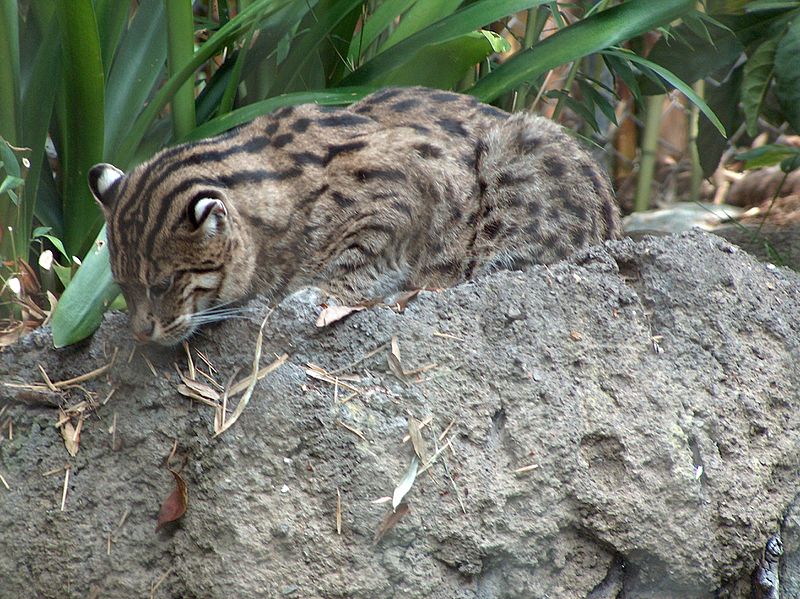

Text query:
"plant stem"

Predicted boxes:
[[688, 80, 703, 203], [634, 94, 664, 212]]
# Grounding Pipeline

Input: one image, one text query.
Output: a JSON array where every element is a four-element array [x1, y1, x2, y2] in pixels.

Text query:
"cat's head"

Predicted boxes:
[[89, 162, 251, 345]]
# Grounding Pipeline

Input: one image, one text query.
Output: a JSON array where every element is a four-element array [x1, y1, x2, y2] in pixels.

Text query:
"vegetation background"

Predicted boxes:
[[1, 0, 799, 347]]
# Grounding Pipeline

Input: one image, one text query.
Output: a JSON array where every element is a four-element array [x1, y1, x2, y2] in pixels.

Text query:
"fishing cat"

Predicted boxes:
[[89, 86, 619, 345]]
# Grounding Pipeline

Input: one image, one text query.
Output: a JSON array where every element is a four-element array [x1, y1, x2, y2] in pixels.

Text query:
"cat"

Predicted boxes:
[[89, 86, 619, 345]]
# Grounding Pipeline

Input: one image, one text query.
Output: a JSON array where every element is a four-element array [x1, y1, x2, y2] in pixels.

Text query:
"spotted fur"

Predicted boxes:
[[89, 86, 620, 344]]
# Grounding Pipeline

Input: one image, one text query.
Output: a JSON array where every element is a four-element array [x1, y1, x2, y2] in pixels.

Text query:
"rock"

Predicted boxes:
[[1, 230, 799, 598]]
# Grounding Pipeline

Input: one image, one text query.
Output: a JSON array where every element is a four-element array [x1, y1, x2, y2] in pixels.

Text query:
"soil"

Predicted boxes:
[[1, 230, 799, 599]]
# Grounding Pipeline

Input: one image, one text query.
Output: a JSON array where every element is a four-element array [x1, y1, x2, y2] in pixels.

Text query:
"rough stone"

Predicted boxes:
[[1, 230, 799, 598]]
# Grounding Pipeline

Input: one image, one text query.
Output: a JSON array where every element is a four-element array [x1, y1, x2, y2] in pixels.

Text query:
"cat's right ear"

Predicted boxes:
[[88, 164, 125, 214]]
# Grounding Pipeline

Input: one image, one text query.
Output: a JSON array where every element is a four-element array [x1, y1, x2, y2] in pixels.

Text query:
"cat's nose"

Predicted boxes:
[[132, 321, 155, 343]]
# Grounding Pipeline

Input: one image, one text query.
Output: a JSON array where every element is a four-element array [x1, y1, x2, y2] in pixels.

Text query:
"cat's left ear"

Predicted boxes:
[[188, 192, 228, 237], [88, 163, 125, 215]]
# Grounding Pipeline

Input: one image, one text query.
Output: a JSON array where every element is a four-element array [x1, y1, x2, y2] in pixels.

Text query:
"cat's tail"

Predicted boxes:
[[471, 112, 620, 269]]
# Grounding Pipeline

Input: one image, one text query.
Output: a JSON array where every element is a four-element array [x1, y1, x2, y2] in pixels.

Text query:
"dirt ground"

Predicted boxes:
[[1, 230, 799, 598]]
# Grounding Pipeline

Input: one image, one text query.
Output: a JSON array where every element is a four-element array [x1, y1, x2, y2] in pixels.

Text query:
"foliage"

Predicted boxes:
[[0, 0, 705, 346], [642, 0, 800, 177]]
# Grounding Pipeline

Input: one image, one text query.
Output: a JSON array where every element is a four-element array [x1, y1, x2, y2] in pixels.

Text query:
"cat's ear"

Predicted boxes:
[[188, 193, 228, 237], [88, 164, 125, 214]]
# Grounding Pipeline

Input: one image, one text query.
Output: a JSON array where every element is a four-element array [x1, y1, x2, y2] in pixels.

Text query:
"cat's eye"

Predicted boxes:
[[149, 275, 173, 298]]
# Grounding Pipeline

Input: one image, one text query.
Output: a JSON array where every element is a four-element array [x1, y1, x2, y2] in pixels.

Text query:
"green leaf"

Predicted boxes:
[[165, 0, 196, 139], [0, 175, 24, 200], [578, 78, 618, 126], [272, 0, 365, 93], [735, 143, 800, 169], [605, 48, 726, 136], [184, 87, 377, 141], [343, 0, 546, 87], [547, 89, 598, 131], [742, 37, 778, 136], [468, 0, 695, 102], [347, 0, 417, 64], [94, 0, 130, 78], [119, 0, 296, 167], [20, 6, 60, 258], [746, 0, 800, 11], [0, 0, 20, 144], [640, 19, 742, 94], [774, 18, 800, 133], [359, 31, 498, 88], [697, 65, 742, 177], [380, 0, 464, 52], [104, 0, 167, 163], [51, 227, 120, 348], [32, 229, 70, 262], [57, 0, 105, 257]]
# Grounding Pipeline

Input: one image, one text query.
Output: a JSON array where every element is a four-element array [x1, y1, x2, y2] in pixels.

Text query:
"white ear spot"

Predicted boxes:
[[192, 197, 227, 236], [89, 163, 126, 211], [96, 166, 123, 195]]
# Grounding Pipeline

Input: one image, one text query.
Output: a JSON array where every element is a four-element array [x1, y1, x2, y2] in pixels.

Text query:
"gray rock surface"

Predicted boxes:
[[1, 230, 799, 598]]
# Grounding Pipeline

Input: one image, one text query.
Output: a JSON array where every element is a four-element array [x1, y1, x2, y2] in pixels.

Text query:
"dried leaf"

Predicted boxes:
[[392, 289, 420, 312], [392, 456, 419, 510], [0, 321, 25, 347], [316, 305, 365, 327], [155, 470, 188, 532], [60, 416, 80, 457], [374, 502, 410, 544], [407, 417, 428, 464], [388, 336, 406, 380], [176, 373, 220, 401]]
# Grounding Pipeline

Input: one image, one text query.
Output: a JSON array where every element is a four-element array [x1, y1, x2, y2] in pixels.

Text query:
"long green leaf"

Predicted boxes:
[[379, 0, 463, 52], [272, 0, 365, 93], [19, 8, 60, 263], [185, 87, 377, 141], [640, 19, 743, 94], [118, 0, 295, 167], [94, 0, 130, 78], [364, 32, 501, 88], [605, 49, 726, 136], [105, 0, 167, 162], [774, 18, 800, 133], [165, 0, 196, 139], [0, 0, 20, 144], [347, 0, 417, 64], [343, 0, 545, 86], [468, 0, 695, 101], [742, 37, 778, 136], [51, 228, 120, 348], [57, 0, 105, 257]]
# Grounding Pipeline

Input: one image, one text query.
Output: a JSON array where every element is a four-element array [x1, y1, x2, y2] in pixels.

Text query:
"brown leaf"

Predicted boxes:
[[374, 502, 410, 544], [407, 417, 428, 464], [59, 414, 80, 457], [388, 336, 406, 380], [392, 289, 420, 312], [316, 305, 366, 327], [155, 470, 188, 532], [16, 258, 41, 295]]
